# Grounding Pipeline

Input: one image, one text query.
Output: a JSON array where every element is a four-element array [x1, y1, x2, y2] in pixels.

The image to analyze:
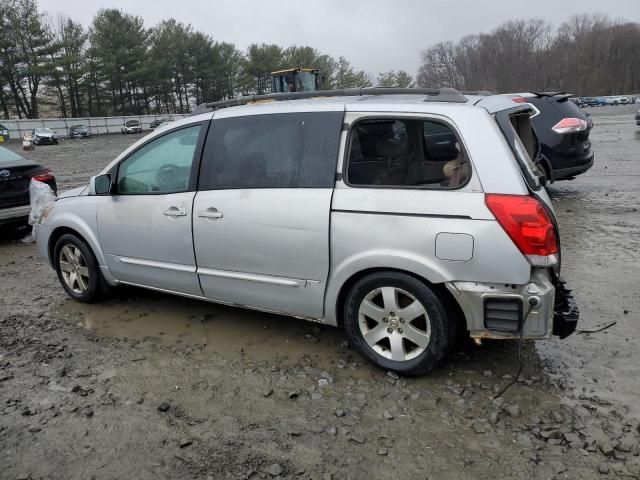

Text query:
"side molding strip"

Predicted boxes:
[[117, 256, 197, 273], [197, 267, 307, 288]]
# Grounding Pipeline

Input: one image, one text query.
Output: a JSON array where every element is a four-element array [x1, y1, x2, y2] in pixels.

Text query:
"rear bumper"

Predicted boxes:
[[446, 269, 555, 340], [447, 269, 578, 340], [552, 153, 594, 181], [0, 204, 30, 224], [551, 277, 579, 338]]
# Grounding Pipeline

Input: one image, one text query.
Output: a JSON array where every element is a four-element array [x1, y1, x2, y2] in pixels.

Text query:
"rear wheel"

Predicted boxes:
[[54, 233, 106, 302], [343, 272, 449, 375]]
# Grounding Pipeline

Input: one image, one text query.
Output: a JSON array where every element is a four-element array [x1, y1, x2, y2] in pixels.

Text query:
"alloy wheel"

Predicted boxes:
[[358, 286, 431, 361], [59, 244, 90, 294]]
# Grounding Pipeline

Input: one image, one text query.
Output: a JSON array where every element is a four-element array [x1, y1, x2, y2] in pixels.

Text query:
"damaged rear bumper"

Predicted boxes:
[[551, 277, 579, 338], [446, 270, 578, 340]]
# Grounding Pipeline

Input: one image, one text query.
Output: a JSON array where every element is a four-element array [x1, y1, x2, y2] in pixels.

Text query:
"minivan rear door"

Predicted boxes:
[[192, 110, 343, 319]]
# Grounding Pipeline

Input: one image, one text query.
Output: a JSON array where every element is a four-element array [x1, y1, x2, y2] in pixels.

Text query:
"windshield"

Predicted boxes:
[[35, 128, 53, 134], [0, 146, 24, 163], [126, 120, 140, 127]]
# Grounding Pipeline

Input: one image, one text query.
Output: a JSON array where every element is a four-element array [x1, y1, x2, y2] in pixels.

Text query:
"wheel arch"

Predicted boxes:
[[48, 226, 91, 266], [46, 213, 115, 287], [331, 267, 467, 337]]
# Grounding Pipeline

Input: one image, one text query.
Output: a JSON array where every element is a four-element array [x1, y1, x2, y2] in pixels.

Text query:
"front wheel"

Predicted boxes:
[[343, 272, 449, 375], [53, 233, 106, 302]]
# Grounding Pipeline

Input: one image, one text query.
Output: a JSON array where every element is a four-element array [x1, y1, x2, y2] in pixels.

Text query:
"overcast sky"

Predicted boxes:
[[38, 0, 640, 76]]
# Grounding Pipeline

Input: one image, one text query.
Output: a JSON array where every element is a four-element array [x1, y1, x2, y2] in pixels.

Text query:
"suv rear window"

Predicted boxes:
[[346, 118, 469, 188], [199, 112, 343, 190]]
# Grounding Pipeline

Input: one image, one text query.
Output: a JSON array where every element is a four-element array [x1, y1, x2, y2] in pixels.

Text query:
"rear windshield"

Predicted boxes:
[[495, 108, 542, 190], [126, 120, 140, 127]]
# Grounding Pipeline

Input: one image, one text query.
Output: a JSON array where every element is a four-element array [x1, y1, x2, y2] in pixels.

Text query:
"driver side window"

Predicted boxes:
[[117, 125, 202, 194]]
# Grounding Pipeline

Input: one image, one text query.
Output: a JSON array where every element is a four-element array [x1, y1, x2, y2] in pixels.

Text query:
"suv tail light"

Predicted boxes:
[[32, 169, 55, 183], [552, 118, 588, 134], [485, 194, 558, 267]]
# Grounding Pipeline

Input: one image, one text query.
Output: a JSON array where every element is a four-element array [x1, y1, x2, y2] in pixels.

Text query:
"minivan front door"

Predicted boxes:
[[192, 111, 343, 318], [98, 124, 206, 295]]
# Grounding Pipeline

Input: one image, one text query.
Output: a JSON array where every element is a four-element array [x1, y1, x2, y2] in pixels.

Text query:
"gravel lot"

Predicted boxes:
[[1, 107, 640, 480]]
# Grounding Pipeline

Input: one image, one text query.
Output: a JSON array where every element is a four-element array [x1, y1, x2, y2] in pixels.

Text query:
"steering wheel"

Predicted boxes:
[[156, 164, 178, 191]]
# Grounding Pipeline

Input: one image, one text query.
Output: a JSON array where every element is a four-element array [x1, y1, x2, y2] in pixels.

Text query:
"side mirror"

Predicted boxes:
[[90, 174, 112, 195]]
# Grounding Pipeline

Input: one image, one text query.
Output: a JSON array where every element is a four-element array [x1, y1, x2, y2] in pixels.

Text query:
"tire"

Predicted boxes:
[[53, 233, 106, 303], [541, 162, 551, 185], [343, 272, 449, 375]]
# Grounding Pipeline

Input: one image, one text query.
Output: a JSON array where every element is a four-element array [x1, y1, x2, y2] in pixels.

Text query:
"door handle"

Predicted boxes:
[[163, 207, 187, 217], [197, 208, 223, 219]]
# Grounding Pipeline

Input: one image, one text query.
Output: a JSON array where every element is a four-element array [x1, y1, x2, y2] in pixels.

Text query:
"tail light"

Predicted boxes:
[[511, 96, 528, 103], [32, 169, 55, 183], [485, 194, 558, 267], [552, 118, 587, 134]]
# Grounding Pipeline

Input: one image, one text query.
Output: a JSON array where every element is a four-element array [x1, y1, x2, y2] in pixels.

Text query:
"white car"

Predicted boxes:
[[31, 128, 58, 145], [121, 120, 142, 134]]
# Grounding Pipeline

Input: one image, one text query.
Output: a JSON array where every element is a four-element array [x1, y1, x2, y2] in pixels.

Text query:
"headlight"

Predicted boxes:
[[39, 204, 55, 224]]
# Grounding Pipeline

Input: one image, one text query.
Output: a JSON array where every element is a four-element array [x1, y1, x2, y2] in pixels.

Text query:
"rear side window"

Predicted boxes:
[[346, 118, 470, 189], [496, 109, 542, 190], [199, 112, 343, 190]]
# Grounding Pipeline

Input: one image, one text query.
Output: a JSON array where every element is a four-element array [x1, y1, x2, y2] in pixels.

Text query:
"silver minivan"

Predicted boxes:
[[35, 88, 578, 375]]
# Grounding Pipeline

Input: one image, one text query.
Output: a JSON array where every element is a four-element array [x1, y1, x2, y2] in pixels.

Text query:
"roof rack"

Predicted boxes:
[[191, 87, 469, 115]]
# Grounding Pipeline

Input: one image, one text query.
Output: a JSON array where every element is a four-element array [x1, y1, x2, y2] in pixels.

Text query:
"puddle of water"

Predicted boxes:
[[60, 287, 347, 368]]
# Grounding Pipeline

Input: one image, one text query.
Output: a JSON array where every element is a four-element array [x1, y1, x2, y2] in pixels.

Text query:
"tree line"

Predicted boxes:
[[0, 0, 416, 119], [417, 15, 640, 95]]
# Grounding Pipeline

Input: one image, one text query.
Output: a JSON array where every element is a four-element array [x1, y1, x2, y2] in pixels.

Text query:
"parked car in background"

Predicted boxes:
[[581, 97, 607, 107], [570, 97, 585, 108], [0, 123, 9, 141], [508, 92, 594, 183], [150, 118, 168, 129], [69, 125, 91, 139], [635, 109, 640, 126], [34, 88, 578, 375], [121, 120, 142, 134], [31, 128, 58, 145], [0, 146, 56, 226]]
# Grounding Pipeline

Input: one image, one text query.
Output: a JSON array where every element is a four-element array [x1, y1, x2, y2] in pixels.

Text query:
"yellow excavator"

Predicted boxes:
[[270, 68, 322, 93]]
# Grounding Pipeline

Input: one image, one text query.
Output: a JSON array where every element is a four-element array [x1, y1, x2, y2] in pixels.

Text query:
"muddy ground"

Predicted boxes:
[[1, 106, 639, 480]]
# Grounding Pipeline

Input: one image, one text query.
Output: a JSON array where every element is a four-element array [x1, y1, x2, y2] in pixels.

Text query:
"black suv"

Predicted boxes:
[[509, 92, 594, 183]]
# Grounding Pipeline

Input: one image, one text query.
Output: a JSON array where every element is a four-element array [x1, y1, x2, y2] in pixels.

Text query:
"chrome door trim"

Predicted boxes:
[[197, 267, 307, 287], [117, 256, 197, 273]]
